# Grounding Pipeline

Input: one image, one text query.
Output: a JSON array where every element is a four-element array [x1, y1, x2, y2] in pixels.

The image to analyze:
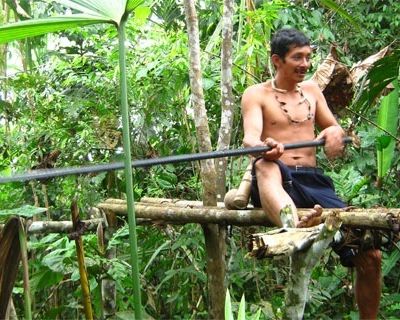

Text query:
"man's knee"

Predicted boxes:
[[254, 159, 281, 180]]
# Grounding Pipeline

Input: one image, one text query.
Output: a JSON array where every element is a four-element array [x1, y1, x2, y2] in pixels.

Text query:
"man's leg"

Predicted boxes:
[[255, 160, 322, 227], [352, 249, 382, 319], [254, 160, 297, 227]]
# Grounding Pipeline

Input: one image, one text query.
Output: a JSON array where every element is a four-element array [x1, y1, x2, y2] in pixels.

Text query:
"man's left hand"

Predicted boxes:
[[316, 125, 345, 159]]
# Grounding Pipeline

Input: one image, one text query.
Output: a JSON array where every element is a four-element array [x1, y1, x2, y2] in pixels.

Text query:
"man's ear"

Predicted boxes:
[[271, 54, 282, 68]]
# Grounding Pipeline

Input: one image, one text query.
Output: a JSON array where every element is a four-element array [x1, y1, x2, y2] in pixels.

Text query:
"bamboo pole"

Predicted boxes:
[[0, 218, 104, 234], [0, 204, 395, 233], [97, 200, 400, 229], [18, 218, 32, 320], [71, 200, 93, 320]]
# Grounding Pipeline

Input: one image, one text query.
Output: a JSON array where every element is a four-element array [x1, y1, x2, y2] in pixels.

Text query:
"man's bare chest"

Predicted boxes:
[[261, 90, 317, 127]]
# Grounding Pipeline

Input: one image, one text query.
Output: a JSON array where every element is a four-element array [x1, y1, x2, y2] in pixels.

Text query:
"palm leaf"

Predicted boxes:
[[0, 0, 131, 45], [126, 0, 145, 12], [56, 0, 125, 22], [0, 16, 111, 44], [353, 49, 400, 113]]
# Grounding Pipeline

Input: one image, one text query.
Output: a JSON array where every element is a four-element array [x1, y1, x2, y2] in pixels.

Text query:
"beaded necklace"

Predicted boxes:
[[271, 79, 313, 125]]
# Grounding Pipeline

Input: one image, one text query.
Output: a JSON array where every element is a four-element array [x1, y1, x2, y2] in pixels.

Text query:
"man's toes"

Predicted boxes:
[[296, 214, 311, 227], [313, 204, 323, 216], [297, 207, 323, 228]]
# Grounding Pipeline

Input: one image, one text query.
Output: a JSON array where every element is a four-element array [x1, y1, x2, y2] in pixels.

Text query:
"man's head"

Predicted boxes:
[[271, 28, 310, 60], [270, 28, 312, 82]]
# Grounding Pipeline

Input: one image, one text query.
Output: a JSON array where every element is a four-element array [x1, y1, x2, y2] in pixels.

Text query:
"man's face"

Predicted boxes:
[[275, 45, 312, 82]]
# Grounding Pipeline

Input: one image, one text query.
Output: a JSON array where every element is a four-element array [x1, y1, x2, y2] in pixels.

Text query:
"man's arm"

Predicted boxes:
[[311, 81, 345, 159], [241, 86, 264, 148], [241, 85, 284, 160]]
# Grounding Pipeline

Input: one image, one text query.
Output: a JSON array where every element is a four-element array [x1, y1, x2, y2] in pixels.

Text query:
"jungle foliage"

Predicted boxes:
[[0, 0, 399, 319]]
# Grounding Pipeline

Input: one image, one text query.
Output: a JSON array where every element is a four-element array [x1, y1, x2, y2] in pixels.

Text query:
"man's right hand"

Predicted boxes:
[[261, 137, 284, 160]]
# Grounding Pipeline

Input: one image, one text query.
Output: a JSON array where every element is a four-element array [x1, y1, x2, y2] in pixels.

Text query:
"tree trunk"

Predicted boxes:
[[183, 0, 217, 204], [182, 1, 225, 318], [216, 0, 235, 203], [286, 216, 342, 319]]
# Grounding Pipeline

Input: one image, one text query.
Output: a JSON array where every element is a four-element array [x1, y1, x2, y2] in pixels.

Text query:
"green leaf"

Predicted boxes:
[[383, 247, 400, 276], [225, 289, 234, 320], [143, 240, 171, 274], [353, 50, 400, 113], [252, 309, 262, 320], [115, 311, 137, 320], [0, 16, 111, 44], [376, 80, 399, 178], [34, 269, 64, 291], [0, 0, 132, 44], [126, 0, 145, 12], [133, 6, 151, 26], [0, 205, 47, 218], [319, 0, 362, 31], [376, 135, 392, 151], [55, 0, 126, 23], [237, 294, 246, 320]]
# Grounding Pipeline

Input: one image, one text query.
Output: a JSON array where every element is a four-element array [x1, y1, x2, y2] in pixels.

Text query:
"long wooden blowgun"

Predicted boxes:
[[0, 137, 352, 183]]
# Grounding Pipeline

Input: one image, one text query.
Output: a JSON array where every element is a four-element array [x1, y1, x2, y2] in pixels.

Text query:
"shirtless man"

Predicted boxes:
[[241, 28, 381, 319]]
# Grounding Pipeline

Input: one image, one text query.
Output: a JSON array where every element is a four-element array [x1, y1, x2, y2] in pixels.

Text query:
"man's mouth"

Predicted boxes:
[[296, 69, 307, 77]]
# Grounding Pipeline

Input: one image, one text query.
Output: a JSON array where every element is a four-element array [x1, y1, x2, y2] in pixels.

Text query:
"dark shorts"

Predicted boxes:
[[250, 159, 346, 209], [250, 159, 360, 267]]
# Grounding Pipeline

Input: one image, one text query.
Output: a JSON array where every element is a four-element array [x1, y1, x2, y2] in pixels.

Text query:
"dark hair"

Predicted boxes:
[[271, 28, 310, 59]]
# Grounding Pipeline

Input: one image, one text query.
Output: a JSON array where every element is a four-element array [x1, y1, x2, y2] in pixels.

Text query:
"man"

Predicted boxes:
[[241, 28, 381, 319]]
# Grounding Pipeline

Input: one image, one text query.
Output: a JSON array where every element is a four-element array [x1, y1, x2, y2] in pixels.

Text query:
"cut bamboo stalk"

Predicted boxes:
[[233, 163, 252, 209]]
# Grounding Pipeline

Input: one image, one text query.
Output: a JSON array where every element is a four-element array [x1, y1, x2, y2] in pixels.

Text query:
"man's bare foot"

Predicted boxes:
[[296, 205, 323, 228]]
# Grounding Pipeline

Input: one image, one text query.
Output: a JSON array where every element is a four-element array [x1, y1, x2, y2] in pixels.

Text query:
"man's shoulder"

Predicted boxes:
[[243, 81, 271, 96], [300, 79, 321, 91]]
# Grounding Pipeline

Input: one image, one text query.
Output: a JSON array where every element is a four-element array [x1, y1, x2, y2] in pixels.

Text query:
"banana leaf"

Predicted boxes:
[[376, 80, 399, 182]]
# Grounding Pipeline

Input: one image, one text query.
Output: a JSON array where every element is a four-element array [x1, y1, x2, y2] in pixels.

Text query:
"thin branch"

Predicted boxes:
[[345, 107, 400, 143]]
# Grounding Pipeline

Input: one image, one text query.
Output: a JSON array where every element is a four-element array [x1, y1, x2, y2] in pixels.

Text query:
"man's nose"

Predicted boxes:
[[300, 58, 310, 67]]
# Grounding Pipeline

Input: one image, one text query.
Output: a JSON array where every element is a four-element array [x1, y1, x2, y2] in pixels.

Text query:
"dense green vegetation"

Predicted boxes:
[[0, 0, 399, 319]]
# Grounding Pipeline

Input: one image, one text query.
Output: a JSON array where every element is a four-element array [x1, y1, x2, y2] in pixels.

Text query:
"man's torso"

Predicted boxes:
[[256, 80, 318, 167]]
